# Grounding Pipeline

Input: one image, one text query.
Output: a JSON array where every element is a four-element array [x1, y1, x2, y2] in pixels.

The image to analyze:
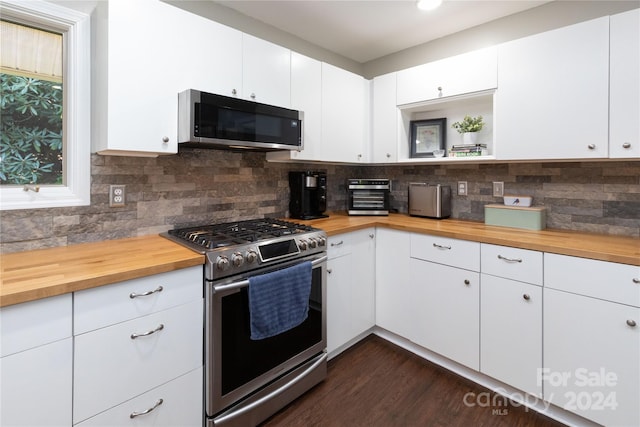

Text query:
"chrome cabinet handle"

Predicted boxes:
[[130, 398, 163, 419], [627, 320, 637, 327], [327, 269, 332, 274], [369, 233, 374, 239], [161, 136, 169, 143], [588, 144, 596, 150], [130, 285, 163, 299], [497, 254, 522, 263], [386, 153, 391, 158], [464, 279, 470, 286], [250, 93, 256, 99], [633, 278, 640, 284], [433, 243, 451, 250], [131, 324, 164, 340], [622, 142, 631, 149], [231, 88, 237, 95], [330, 241, 344, 247], [523, 294, 531, 301]]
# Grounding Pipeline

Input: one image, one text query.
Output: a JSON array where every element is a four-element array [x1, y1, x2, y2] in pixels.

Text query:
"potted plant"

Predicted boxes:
[[451, 115, 484, 144]]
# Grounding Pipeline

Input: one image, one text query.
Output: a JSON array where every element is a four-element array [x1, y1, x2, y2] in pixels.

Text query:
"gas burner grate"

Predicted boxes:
[[167, 218, 314, 249]]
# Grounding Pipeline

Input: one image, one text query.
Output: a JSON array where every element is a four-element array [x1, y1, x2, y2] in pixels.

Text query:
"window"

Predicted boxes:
[[0, 0, 90, 210]]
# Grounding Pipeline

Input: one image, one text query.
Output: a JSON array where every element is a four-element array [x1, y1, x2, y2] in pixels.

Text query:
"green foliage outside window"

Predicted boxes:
[[0, 73, 63, 185]]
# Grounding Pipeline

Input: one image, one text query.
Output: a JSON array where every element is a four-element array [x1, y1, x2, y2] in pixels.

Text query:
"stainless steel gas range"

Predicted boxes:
[[162, 218, 328, 427]]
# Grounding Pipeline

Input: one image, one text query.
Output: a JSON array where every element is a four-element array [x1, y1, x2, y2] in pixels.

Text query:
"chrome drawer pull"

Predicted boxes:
[[130, 286, 163, 299], [433, 243, 451, 250], [497, 255, 522, 263], [627, 320, 637, 327], [330, 241, 344, 247], [130, 398, 163, 418], [131, 324, 164, 340]]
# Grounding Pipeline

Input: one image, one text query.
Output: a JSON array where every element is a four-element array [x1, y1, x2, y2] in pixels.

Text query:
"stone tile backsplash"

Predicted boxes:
[[1, 149, 638, 253]]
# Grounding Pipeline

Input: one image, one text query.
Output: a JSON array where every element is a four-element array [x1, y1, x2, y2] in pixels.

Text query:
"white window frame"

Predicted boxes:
[[0, 0, 90, 210]]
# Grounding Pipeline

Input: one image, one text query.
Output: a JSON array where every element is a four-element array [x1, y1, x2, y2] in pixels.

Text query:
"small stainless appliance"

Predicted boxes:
[[409, 183, 451, 219], [178, 89, 303, 151], [348, 179, 390, 216], [162, 219, 327, 427], [289, 171, 328, 220]]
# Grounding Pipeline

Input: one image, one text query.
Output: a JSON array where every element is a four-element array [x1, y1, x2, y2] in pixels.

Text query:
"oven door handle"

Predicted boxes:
[[214, 351, 328, 425], [213, 255, 327, 294]]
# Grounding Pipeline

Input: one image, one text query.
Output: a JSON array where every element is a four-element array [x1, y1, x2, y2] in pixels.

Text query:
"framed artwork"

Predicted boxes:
[[410, 118, 446, 158]]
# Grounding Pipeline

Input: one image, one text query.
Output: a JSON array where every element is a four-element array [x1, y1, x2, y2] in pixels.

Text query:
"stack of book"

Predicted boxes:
[[448, 144, 488, 157]]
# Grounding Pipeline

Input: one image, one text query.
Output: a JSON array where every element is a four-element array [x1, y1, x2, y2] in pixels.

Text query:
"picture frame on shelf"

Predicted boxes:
[[410, 118, 446, 158]]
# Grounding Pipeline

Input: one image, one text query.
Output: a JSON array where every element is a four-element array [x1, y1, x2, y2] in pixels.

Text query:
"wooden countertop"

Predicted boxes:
[[292, 213, 640, 267], [0, 235, 204, 307], [1, 213, 638, 308]]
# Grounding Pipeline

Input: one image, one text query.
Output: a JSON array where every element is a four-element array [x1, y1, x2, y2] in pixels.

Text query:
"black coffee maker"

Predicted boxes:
[[289, 171, 328, 220]]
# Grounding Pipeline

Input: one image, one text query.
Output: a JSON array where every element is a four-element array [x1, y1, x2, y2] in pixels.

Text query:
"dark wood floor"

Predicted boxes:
[[261, 335, 566, 427]]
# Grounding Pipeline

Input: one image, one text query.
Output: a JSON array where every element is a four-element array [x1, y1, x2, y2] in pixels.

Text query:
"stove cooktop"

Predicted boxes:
[[161, 218, 327, 280]]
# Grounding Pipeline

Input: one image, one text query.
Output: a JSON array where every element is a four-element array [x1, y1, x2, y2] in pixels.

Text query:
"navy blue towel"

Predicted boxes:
[[248, 261, 312, 340]]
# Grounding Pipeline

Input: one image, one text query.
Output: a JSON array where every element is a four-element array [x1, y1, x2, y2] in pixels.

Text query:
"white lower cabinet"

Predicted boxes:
[[543, 254, 640, 427], [410, 234, 481, 370], [72, 266, 203, 425], [480, 275, 542, 396], [409, 258, 480, 370], [75, 367, 202, 427], [326, 229, 375, 356], [375, 228, 413, 339], [0, 294, 72, 427], [1, 338, 73, 426], [480, 244, 543, 396], [73, 299, 203, 423]]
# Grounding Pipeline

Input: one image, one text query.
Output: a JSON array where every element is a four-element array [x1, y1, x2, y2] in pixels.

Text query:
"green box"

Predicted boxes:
[[484, 204, 546, 230]]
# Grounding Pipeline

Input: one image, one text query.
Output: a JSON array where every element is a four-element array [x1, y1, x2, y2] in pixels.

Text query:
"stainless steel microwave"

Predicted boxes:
[[178, 89, 303, 151]]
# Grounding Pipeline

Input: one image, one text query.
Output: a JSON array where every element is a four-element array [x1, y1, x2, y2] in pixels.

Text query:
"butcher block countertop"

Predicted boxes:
[[0, 235, 204, 307], [292, 213, 640, 267], [1, 213, 638, 307]]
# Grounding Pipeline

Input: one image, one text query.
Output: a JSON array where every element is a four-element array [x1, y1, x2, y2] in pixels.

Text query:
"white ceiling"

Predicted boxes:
[[214, 0, 551, 63]]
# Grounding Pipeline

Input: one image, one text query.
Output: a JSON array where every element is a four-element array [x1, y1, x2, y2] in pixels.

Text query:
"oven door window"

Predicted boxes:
[[220, 267, 323, 396]]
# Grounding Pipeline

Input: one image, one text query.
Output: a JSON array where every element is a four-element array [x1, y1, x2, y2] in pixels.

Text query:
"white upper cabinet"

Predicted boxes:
[[320, 62, 369, 163], [371, 72, 399, 163], [93, 0, 193, 156], [609, 8, 640, 159], [495, 17, 610, 160], [267, 52, 322, 162], [176, 14, 243, 98], [396, 47, 497, 106], [242, 34, 291, 108]]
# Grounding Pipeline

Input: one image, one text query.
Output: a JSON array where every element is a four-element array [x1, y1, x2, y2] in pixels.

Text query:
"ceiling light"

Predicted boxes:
[[416, 0, 443, 11]]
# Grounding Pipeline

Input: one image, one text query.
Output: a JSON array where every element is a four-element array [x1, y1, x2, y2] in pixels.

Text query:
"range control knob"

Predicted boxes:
[[245, 250, 258, 264], [231, 252, 244, 267], [216, 255, 230, 271], [298, 239, 308, 251], [308, 238, 317, 248], [317, 237, 327, 247]]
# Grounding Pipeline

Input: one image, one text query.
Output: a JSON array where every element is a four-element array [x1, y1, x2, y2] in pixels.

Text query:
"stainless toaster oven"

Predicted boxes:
[[408, 183, 451, 219], [348, 179, 390, 216]]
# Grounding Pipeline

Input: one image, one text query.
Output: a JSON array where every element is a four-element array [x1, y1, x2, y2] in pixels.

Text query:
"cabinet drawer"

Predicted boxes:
[[73, 299, 203, 423], [0, 294, 71, 357], [327, 233, 351, 259], [76, 367, 202, 427], [481, 244, 543, 285], [410, 234, 480, 271], [74, 266, 202, 334], [545, 253, 640, 307]]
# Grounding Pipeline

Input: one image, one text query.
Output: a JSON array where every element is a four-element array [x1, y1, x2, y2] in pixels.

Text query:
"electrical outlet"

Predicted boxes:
[[109, 185, 126, 207], [458, 181, 468, 196], [493, 181, 504, 197]]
